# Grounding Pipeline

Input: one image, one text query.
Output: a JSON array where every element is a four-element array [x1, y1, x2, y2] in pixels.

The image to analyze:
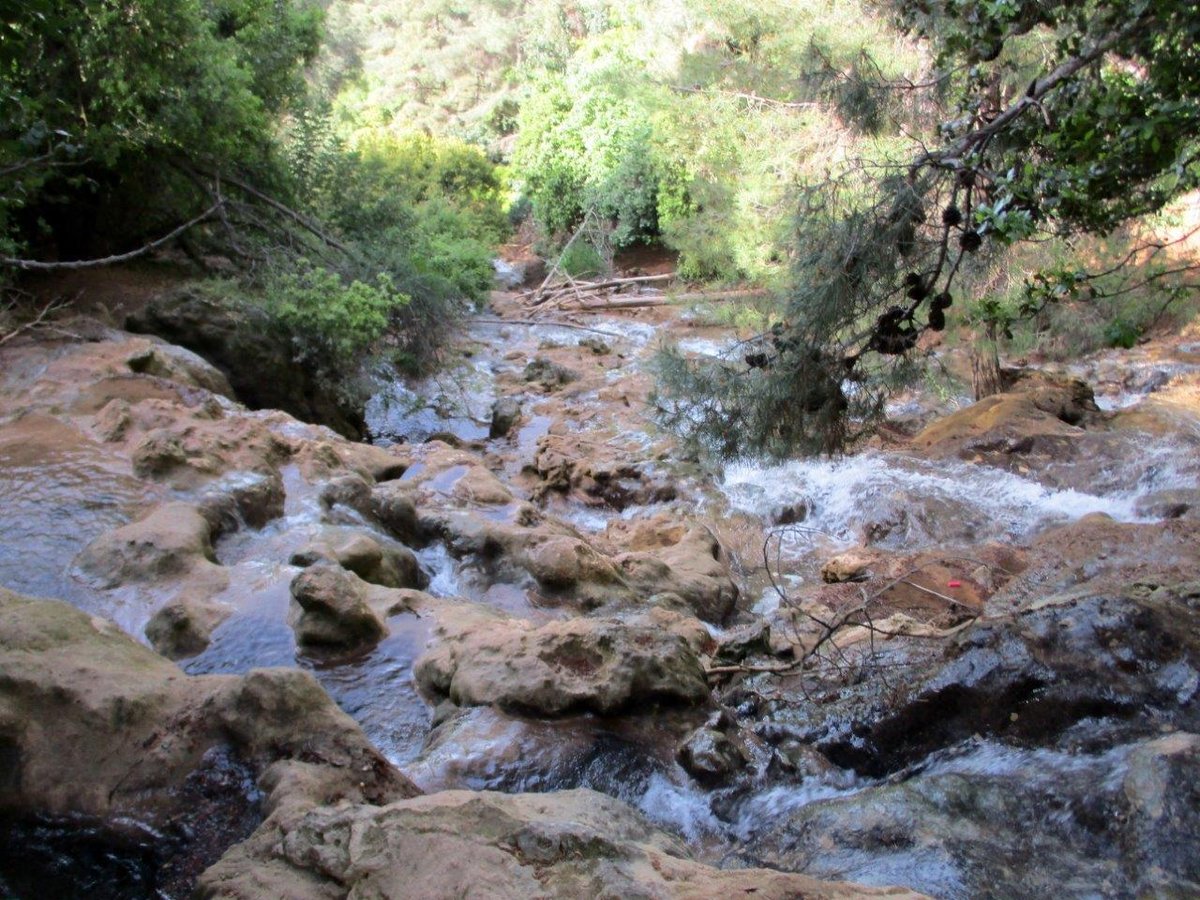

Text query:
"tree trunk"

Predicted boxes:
[[970, 324, 1004, 400]]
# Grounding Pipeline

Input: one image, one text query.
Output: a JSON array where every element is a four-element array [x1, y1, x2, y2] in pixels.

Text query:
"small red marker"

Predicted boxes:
[[947, 580, 963, 588]]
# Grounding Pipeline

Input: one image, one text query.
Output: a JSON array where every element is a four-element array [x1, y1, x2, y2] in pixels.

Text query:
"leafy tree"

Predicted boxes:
[[507, 0, 924, 278], [273, 110, 508, 372], [1, 0, 514, 381], [0, 0, 322, 261], [655, 0, 1200, 457]]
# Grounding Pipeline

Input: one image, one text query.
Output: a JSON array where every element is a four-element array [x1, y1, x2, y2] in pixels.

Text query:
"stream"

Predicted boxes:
[[171, 307, 1200, 867], [2, 299, 1199, 898]]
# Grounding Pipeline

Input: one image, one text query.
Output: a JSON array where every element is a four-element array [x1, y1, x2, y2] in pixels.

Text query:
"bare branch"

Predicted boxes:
[[0, 298, 67, 346], [193, 169, 351, 255], [914, 15, 1155, 171], [0, 201, 223, 271]]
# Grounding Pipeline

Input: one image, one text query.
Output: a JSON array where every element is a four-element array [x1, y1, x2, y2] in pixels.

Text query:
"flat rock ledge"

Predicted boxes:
[[198, 788, 927, 900]]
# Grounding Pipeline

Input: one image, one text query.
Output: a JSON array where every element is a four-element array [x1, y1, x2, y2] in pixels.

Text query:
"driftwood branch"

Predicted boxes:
[[471, 316, 622, 338], [529, 209, 596, 305], [0, 298, 67, 346], [706, 555, 993, 680], [192, 168, 351, 255], [563, 287, 768, 311]]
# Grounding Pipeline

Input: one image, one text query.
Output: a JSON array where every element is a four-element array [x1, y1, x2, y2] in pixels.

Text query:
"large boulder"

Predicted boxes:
[[988, 514, 1200, 612], [414, 602, 711, 716], [617, 526, 738, 623], [523, 356, 580, 390], [0, 588, 416, 893], [404, 704, 695, 795], [912, 370, 1099, 460], [677, 726, 748, 787], [127, 287, 365, 439], [515, 534, 632, 608], [533, 431, 678, 509], [288, 564, 414, 651], [197, 470, 286, 533], [419, 506, 641, 609], [369, 480, 424, 545], [290, 529, 425, 590], [145, 592, 232, 659], [490, 397, 522, 438], [73, 501, 224, 590], [392, 443, 516, 507], [198, 789, 923, 900]]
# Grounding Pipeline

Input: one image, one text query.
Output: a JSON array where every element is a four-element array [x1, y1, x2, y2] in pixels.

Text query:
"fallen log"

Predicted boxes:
[[470, 317, 622, 338], [568, 287, 769, 311], [523, 272, 677, 306]]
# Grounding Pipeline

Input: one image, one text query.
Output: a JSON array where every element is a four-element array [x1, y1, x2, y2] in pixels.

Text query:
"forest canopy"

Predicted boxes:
[[3, 0, 1197, 455]]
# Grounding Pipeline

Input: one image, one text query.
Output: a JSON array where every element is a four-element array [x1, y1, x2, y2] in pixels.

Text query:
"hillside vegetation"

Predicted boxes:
[[3, 0, 1197, 452]]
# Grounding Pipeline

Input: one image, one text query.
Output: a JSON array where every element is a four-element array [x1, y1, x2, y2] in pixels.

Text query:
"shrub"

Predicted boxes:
[[260, 264, 409, 390]]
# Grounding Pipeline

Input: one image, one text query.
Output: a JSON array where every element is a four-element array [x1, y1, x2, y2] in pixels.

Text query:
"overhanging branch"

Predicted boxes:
[[913, 14, 1155, 172], [0, 200, 224, 271]]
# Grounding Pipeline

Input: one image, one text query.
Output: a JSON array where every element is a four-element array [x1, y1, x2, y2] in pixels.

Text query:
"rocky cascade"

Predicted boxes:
[[1, 288, 1199, 897]]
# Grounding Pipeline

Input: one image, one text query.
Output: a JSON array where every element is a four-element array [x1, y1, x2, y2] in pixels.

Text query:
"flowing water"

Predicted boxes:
[[0, 415, 164, 613], [2, 306, 1199, 896]]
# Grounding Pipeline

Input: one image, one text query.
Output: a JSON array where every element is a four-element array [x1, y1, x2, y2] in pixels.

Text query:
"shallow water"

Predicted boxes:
[[153, 317, 1200, 816], [0, 418, 162, 611], [3, 308, 1199, 896]]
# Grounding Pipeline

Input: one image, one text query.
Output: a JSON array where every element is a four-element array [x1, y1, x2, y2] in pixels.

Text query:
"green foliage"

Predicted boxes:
[[305, 0, 928, 282], [508, 1, 924, 279], [1, 0, 510, 407], [294, 127, 506, 307], [260, 264, 410, 383], [1, 0, 322, 258], [409, 197, 499, 301], [559, 241, 607, 278], [656, 0, 1200, 457], [274, 113, 509, 371], [655, 173, 926, 457], [513, 65, 668, 248], [1102, 318, 1141, 349], [895, 0, 1200, 237]]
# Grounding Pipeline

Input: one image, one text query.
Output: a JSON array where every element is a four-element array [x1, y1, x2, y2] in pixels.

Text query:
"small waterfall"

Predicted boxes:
[[719, 449, 1158, 552]]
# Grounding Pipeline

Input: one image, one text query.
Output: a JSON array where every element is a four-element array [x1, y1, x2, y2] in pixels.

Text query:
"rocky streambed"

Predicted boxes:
[[1, 286, 1199, 898]]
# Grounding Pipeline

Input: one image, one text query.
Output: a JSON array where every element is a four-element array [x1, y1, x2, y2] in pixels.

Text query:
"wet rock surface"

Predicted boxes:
[[736, 733, 1200, 899], [1, 295, 1199, 898], [288, 564, 392, 650], [127, 287, 366, 438], [145, 593, 232, 659], [786, 582, 1200, 777], [414, 600, 711, 715], [198, 788, 922, 900], [0, 588, 416, 896]]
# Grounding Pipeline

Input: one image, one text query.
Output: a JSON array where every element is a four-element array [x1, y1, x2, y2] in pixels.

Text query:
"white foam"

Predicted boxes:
[[731, 778, 861, 841], [637, 773, 725, 842], [720, 450, 1151, 550], [418, 543, 462, 597]]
